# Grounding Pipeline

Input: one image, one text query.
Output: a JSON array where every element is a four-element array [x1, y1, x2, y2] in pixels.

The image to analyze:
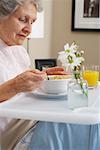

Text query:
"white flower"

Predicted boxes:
[[70, 57, 82, 69], [64, 43, 69, 51], [58, 51, 67, 66], [58, 51, 66, 61], [79, 57, 85, 63], [81, 50, 84, 54], [58, 42, 85, 71], [64, 42, 77, 54]]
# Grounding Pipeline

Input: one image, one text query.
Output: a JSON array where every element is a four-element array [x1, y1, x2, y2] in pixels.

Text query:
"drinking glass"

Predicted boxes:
[[83, 65, 99, 88]]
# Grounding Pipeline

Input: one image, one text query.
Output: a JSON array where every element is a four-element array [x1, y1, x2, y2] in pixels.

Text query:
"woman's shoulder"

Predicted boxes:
[[11, 45, 28, 58], [14, 45, 27, 53]]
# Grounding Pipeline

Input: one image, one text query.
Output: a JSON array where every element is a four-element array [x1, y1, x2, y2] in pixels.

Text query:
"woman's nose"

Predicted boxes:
[[23, 24, 32, 34]]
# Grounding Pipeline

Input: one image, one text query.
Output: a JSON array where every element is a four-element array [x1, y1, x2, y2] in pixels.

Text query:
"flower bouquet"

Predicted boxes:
[[58, 42, 88, 109]]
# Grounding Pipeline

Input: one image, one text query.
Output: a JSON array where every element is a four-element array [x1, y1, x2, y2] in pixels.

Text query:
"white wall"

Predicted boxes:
[[23, 0, 100, 68]]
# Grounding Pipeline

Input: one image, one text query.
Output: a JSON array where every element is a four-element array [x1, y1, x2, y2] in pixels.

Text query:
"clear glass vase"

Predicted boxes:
[[67, 78, 88, 109]]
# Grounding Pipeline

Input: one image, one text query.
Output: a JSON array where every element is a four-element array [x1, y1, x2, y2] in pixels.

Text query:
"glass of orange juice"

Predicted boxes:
[[83, 65, 99, 88]]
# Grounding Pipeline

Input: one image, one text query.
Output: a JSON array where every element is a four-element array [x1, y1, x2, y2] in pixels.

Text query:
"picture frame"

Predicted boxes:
[[35, 59, 57, 71], [71, 0, 100, 31]]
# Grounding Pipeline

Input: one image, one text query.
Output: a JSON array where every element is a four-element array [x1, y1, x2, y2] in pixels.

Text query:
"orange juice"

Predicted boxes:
[[83, 70, 99, 87]]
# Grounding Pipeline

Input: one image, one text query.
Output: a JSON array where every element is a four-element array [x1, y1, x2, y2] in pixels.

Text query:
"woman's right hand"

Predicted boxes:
[[13, 69, 46, 93], [0, 69, 46, 102]]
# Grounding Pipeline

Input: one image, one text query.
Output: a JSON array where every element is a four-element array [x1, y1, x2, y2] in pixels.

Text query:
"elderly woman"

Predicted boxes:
[[0, 0, 100, 150]]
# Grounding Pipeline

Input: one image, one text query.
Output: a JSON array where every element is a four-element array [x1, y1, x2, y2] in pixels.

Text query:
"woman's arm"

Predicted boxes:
[[0, 79, 17, 102], [0, 67, 69, 102], [0, 70, 46, 102]]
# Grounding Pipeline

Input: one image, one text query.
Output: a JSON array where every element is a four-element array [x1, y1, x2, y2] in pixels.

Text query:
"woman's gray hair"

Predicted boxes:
[[0, 0, 43, 18]]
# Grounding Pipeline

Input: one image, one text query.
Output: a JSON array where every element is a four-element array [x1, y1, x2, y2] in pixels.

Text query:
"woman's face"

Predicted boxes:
[[0, 2, 37, 45]]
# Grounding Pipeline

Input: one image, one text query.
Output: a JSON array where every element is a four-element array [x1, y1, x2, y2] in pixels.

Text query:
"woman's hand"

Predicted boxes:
[[0, 69, 46, 102], [13, 69, 46, 93]]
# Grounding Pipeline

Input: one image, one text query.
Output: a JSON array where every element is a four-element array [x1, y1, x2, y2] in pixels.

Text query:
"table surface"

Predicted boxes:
[[0, 89, 100, 125]]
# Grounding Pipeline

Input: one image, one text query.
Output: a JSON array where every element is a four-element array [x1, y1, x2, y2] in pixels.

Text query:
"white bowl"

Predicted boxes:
[[41, 78, 71, 94]]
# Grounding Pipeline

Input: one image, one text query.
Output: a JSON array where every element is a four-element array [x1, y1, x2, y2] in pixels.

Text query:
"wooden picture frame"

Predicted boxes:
[[72, 0, 100, 31], [35, 59, 57, 71]]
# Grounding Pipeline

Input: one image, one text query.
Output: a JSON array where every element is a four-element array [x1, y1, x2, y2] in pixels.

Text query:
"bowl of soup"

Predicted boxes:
[[40, 75, 71, 94]]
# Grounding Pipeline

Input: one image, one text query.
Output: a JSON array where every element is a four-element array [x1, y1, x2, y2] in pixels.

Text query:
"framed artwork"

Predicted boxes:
[[35, 59, 57, 71], [72, 0, 100, 31]]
